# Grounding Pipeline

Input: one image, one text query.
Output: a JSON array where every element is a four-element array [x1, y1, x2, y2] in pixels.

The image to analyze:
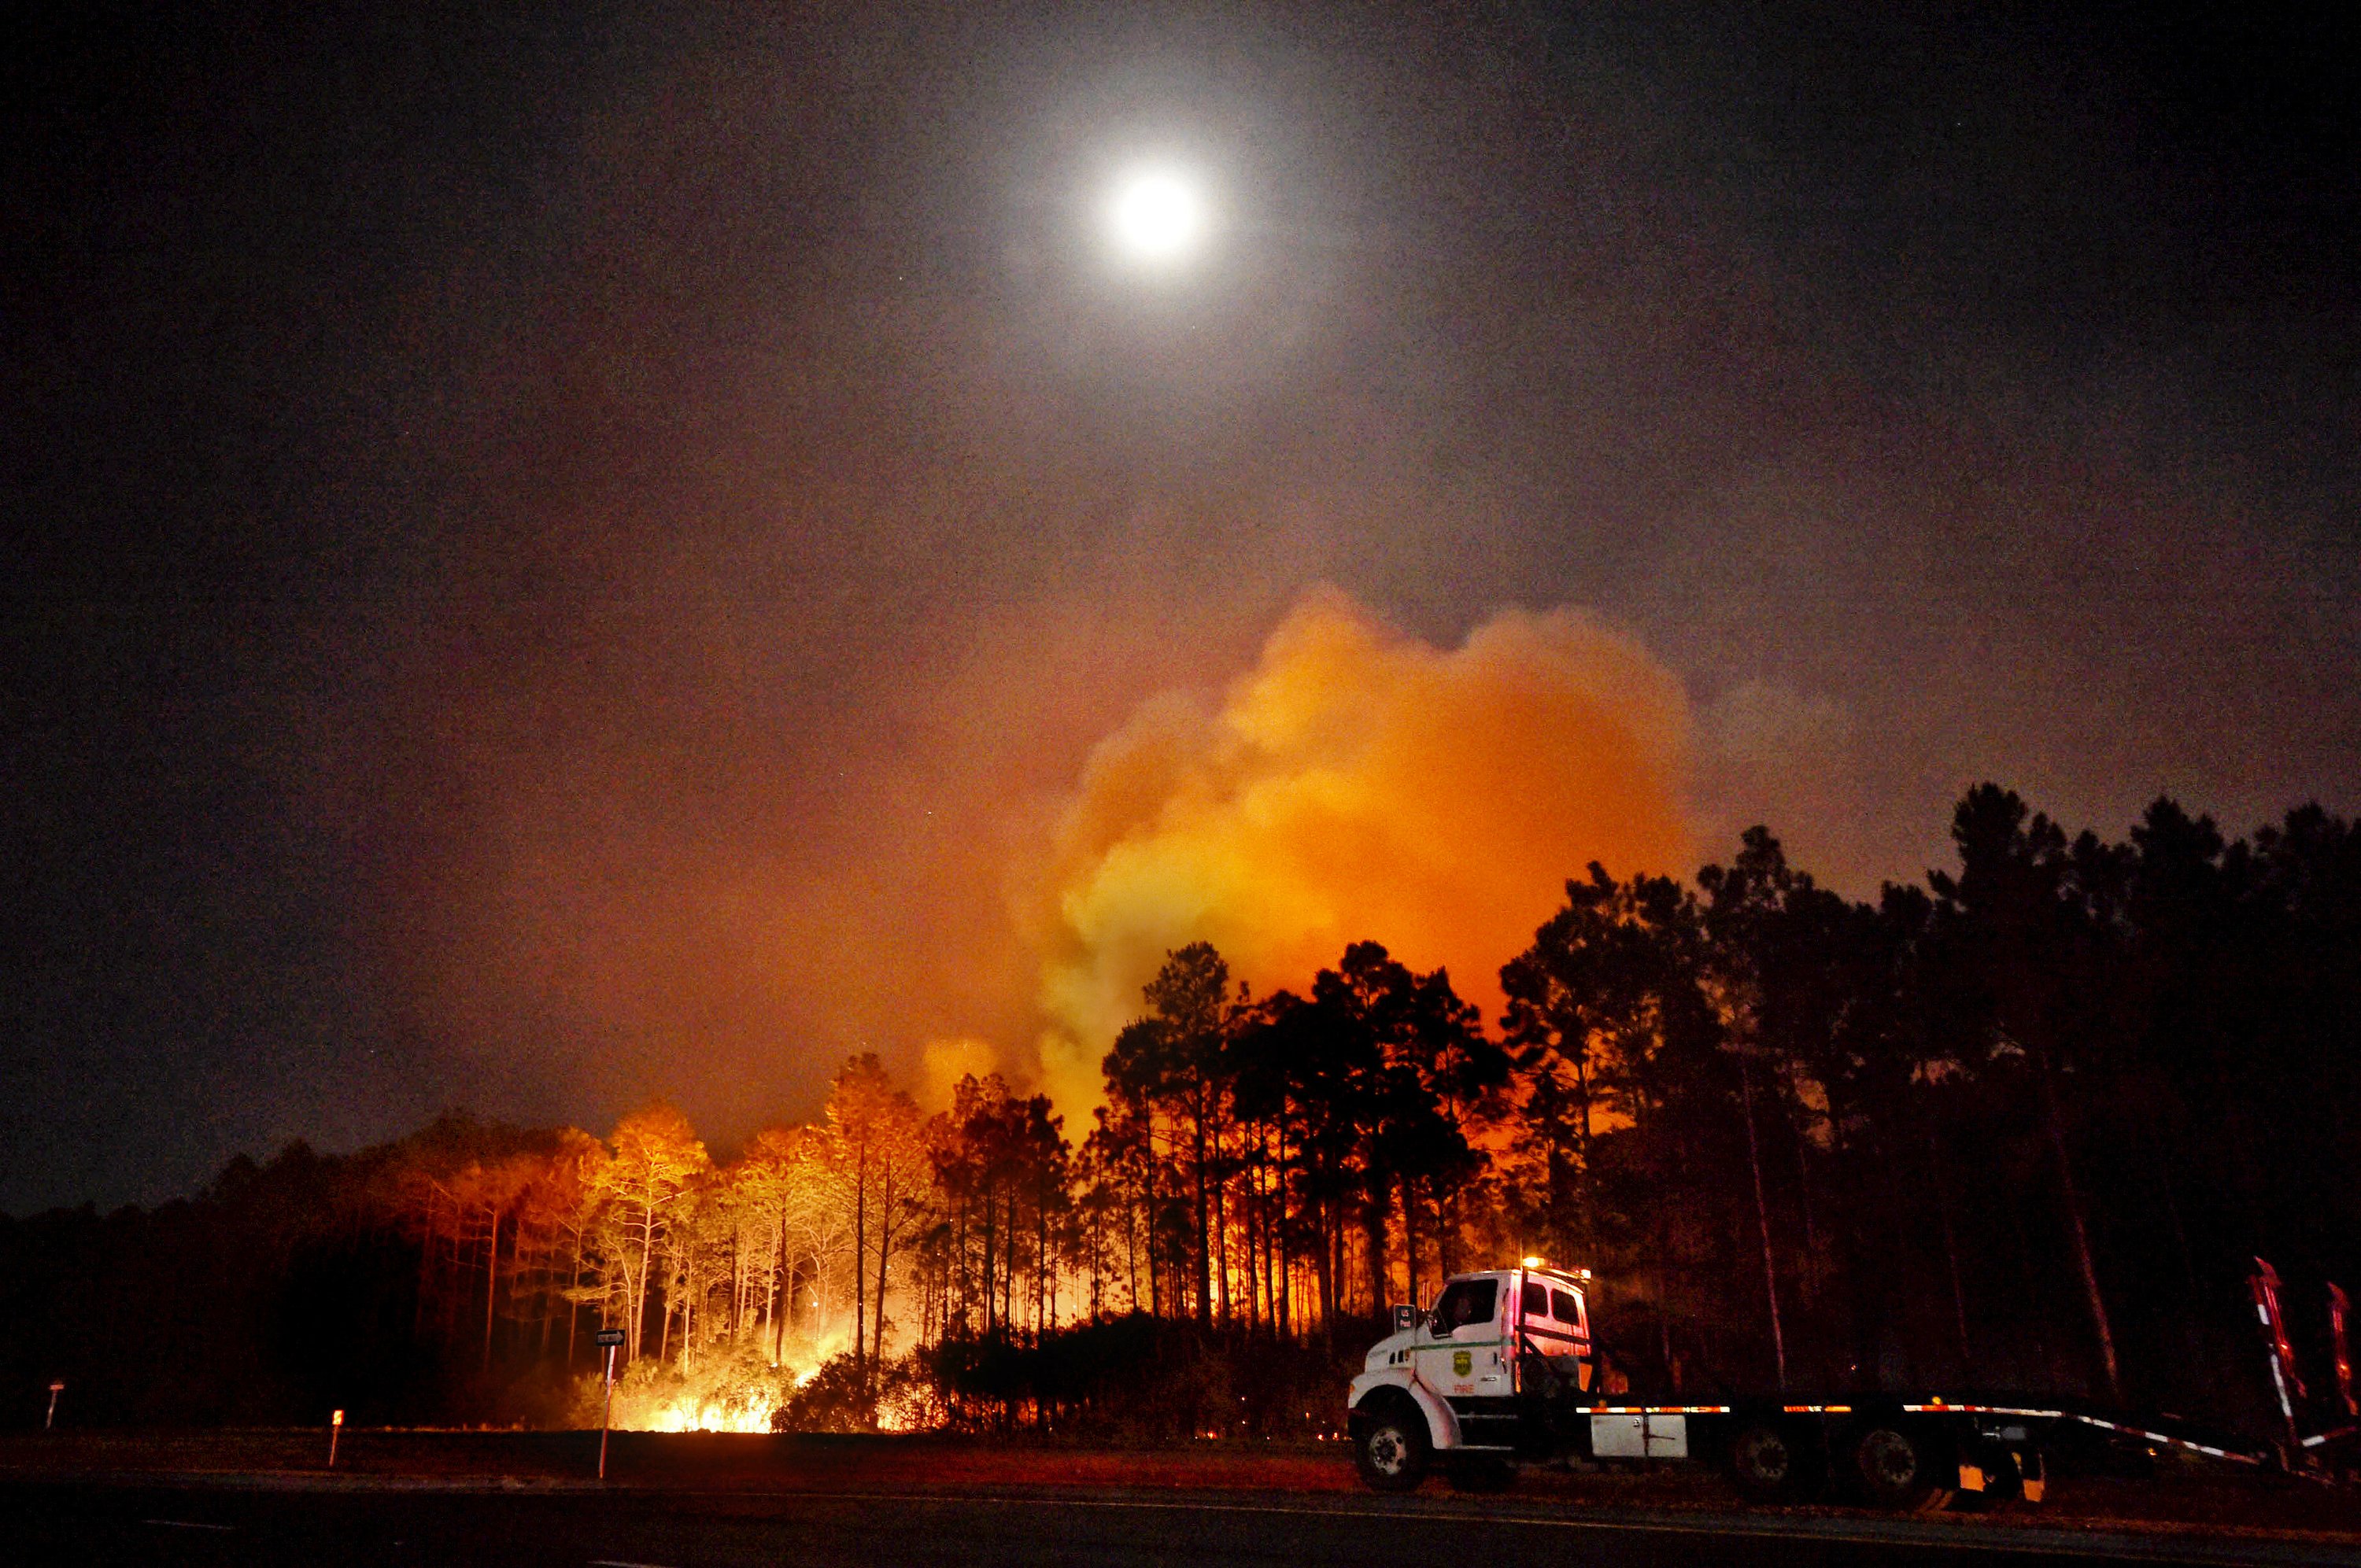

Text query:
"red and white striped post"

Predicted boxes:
[[2251, 1257, 2305, 1449]]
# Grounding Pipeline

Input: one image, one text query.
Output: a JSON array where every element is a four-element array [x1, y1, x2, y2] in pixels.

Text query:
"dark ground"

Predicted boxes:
[[4, 1433, 2361, 1566]]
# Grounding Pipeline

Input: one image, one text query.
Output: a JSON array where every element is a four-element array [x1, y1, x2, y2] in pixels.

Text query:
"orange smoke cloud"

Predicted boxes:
[[1028, 587, 1696, 1112], [918, 1036, 1001, 1110]]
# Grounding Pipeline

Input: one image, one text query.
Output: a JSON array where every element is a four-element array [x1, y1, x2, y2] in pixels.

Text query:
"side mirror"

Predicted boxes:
[[1391, 1304, 1416, 1334]]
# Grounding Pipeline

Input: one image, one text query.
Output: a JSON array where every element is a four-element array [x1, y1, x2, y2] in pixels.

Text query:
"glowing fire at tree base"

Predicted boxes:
[[592, 1335, 840, 1434]]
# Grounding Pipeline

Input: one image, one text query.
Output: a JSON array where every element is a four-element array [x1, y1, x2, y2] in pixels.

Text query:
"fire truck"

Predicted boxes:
[[1346, 1259, 2354, 1505]]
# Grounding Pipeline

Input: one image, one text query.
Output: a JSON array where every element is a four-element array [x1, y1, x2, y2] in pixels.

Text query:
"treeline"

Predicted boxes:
[[6, 785, 2358, 1438]]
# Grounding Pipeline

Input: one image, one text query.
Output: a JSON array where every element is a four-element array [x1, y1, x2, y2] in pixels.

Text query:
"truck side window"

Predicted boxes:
[[1522, 1280, 1550, 1319], [1551, 1288, 1586, 1335], [1432, 1279, 1498, 1334]]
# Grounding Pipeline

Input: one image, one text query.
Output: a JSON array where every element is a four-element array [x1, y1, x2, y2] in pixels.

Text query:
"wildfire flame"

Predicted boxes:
[[604, 1329, 854, 1434], [641, 1393, 778, 1434]]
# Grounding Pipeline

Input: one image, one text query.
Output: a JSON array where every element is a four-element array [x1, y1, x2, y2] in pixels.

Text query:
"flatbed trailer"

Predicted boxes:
[[1346, 1261, 2343, 1506]]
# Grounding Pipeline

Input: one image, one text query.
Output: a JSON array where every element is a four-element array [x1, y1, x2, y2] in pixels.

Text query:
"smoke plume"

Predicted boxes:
[[1026, 587, 1696, 1112]]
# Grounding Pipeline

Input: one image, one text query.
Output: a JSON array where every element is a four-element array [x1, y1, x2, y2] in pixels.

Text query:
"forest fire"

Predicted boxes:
[[9, 783, 2359, 1463]]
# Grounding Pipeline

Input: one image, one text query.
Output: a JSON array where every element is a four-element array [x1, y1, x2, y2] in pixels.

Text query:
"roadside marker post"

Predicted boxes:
[[328, 1409, 343, 1469], [45, 1381, 63, 1431], [595, 1328, 626, 1481]]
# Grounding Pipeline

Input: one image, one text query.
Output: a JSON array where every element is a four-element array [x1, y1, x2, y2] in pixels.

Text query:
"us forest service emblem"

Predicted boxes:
[[1453, 1350, 1472, 1377]]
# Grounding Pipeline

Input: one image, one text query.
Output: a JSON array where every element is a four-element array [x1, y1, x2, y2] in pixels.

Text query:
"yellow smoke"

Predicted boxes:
[[1029, 587, 1695, 1113], [918, 1036, 1001, 1110]]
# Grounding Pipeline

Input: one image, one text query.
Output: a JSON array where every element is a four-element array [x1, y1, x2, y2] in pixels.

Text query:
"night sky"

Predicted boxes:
[[6, 2, 2356, 1215]]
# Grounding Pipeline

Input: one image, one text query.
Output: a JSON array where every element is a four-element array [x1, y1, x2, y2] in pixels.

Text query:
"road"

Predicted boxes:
[[6, 1478, 2359, 1568]]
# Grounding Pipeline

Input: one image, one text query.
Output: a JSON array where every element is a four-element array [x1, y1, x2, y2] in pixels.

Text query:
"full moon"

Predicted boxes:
[[1107, 170, 1205, 263]]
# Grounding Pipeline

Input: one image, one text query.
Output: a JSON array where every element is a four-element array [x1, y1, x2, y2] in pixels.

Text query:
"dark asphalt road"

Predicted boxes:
[[6, 1480, 2357, 1568]]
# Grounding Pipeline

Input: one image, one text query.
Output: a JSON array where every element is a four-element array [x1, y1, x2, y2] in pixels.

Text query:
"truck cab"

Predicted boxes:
[[1348, 1264, 1594, 1489]]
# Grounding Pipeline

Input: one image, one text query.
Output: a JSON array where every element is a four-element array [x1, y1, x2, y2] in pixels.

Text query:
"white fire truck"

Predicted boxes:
[[1347, 1260, 2352, 1506]]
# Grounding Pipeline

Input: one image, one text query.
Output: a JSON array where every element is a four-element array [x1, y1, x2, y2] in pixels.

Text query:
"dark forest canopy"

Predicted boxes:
[[6, 784, 2357, 1438]]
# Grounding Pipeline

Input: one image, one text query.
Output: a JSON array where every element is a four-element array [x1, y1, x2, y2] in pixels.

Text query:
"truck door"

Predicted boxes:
[[1515, 1277, 1593, 1395], [1417, 1276, 1509, 1400]]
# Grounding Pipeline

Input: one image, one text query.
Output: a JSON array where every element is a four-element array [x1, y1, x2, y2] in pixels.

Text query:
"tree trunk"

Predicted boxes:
[[1572, 1048, 1597, 1250], [2034, 1041, 2122, 1400], [1738, 1059, 1787, 1389], [538, 1221, 557, 1360], [632, 1179, 658, 1364], [873, 1190, 894, 1405], [1193, 1085, 1213, 1326], [1362, 1171, 1390, 1317], [566, 1223, 584, 1368], [659, 1267, 673, 1365], [853, 1140, 869, 1381], [983, 1183, 998, 1335], [1214, 1122, 1231, 1326], [1123, 1183, 1140, 1316], [1144, 1127, 1161, 1321], [1402, 1184, 1419, 1312], [1316, 1198, 1336, 1340], [1790, 1108, 1820, 1302], [1246, 1132, 1265, 1333], [484, 1203, 501, 1373], [769, 1217, 785, 1367], [1923, 1118, 1973, 1373], [1276, 1116, 1293, 1339]]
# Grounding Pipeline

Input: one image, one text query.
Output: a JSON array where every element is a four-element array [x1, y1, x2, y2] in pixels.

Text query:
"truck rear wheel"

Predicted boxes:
[[1354, 1400, 1431, 1492], [1846, 1422, 1954, 1511], [1729, 1419, 1823, 1503]]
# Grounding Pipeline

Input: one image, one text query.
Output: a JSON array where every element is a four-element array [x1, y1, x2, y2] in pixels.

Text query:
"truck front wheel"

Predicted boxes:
[[1354, 1400, 1431, 1492]]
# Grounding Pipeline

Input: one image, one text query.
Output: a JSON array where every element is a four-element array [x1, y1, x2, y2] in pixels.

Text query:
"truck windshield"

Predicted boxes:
[[1432, 1278, 1498, 1334]]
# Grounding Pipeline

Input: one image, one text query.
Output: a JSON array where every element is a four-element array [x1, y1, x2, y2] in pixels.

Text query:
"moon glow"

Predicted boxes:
[[1107, 169, 1205, 263]]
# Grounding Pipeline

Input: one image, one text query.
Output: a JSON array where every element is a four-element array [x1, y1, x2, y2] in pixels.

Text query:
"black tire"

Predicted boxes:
[[1354, 1400, 1432, 1492], [1847, 1422, 1954, 1511], [1445, 1455, 1517, 1492], [1729, 1419, 1823, 1503]]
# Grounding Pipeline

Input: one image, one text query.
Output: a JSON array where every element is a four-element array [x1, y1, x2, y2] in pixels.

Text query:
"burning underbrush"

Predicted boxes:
[[576, 1326, 943, 1435], [585, 1324, 852, 1434]]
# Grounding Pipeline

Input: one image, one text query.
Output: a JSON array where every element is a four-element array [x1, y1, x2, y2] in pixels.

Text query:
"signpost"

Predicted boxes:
[[595, 1328, 626, 1481], [45, 1381, 63, 1432], [328, 1408, 344, 1469]]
